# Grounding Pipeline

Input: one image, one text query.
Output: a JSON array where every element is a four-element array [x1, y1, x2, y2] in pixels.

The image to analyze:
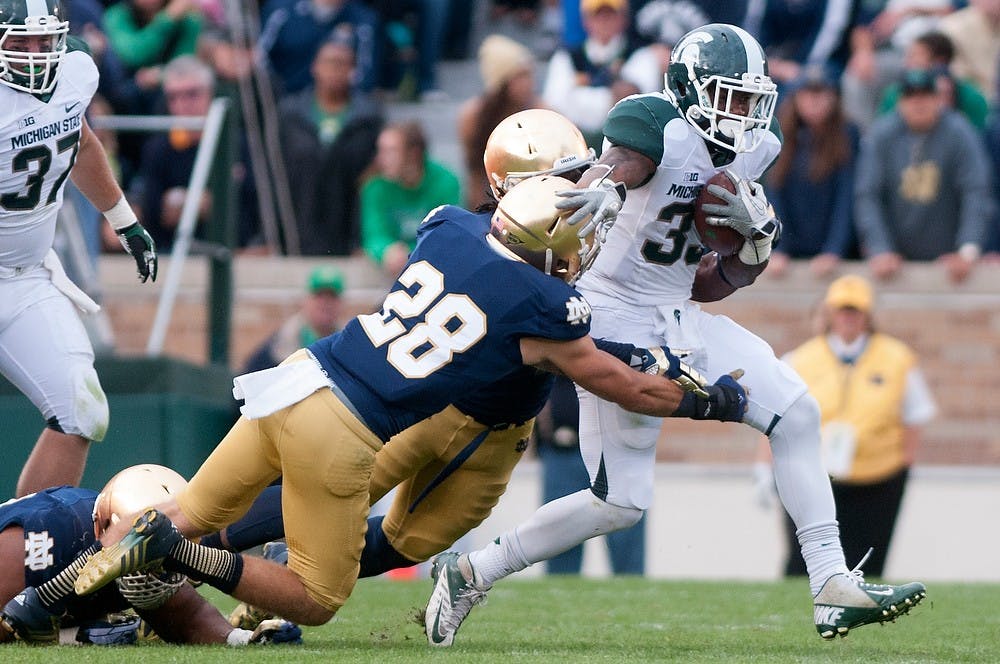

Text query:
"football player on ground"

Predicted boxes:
[[0, 0, 158, 497], [0, 465, 300, 645], [60, 151, 747, 631], [424, 24, 926, 645]]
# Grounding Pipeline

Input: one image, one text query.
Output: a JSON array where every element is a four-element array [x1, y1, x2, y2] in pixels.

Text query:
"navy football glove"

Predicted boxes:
[[250, 619, 303, 645], [673, 370, 748, 422]]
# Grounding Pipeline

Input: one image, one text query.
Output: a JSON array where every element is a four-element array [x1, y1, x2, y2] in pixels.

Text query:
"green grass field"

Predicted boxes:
[[2, 577, 996, 663]]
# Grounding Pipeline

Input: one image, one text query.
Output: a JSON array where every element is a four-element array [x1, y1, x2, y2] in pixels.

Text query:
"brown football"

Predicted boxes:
[[693, 172, 745, 256]]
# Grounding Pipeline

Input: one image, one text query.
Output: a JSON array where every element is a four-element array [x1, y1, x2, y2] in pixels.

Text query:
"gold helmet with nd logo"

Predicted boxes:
[[490, 174, 599, 285], [93, 464, 189, 610], [483, 109, 596, 200]]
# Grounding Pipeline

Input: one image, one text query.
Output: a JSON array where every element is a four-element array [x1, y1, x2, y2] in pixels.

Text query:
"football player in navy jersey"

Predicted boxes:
[[424, 24, 925, 645], [60, 156, 744, 631], [0, 465, 299, 646], [357, 110, 741, 580], [213, 111, 746, 630], [0, 0, 158, 497]]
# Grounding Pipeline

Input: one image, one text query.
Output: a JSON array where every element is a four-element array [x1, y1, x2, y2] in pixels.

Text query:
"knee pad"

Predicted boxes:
[[65, 365, 109, 442]]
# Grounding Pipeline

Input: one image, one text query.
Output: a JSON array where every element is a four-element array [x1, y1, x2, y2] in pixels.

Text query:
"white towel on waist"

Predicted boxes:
[[43, 250, 100, 314], [232, 357, 331, 419]]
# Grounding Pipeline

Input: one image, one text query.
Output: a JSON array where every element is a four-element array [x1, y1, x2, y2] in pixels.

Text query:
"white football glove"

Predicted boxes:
[[700, 171, 779, 264], [555, 178, 625, 239]]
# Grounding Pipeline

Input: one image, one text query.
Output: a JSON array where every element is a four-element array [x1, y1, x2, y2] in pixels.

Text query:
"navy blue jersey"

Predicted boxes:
[[452, 368, 555, 427], [0, 487, 125, 619], [310, 206, 592, 441]]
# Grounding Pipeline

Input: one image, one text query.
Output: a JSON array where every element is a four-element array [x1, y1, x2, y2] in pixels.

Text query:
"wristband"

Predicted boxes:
[[227, 628, 253, 646], [103, 195, 138, 231]]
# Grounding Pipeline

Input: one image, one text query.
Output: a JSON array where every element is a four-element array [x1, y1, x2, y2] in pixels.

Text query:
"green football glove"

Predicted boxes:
[[117, 222, 158, 283]]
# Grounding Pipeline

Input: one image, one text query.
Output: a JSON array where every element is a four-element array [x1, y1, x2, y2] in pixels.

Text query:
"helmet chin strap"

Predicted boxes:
[[544, 248, 554, 276]]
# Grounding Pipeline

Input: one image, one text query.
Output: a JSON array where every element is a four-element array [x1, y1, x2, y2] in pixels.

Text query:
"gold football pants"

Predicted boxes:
[[371, 405, 533, 562], [178, 368, 381, 612]]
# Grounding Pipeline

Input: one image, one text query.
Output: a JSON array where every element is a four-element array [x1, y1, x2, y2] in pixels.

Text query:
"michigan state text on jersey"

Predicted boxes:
[[0, 0, 158, 497]]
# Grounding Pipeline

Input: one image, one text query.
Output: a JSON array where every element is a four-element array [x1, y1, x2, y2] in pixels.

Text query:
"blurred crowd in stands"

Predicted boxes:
[[73, 0, 1000, 283]]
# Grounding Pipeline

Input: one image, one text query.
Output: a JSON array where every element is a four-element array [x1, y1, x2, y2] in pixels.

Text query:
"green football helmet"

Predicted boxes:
[[665, 23, 777, 153], [0, 0, 68, 94]]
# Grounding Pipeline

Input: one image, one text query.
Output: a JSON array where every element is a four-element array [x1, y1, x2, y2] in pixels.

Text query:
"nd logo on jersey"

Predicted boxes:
[[565, 296, 591, 325], [24, 530, 54, 571]]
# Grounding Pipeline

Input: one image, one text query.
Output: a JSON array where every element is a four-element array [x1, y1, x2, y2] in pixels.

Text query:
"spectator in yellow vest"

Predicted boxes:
[[757, 275, 936, 577]]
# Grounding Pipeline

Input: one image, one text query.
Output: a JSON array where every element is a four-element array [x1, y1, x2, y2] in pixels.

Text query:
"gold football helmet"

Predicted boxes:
[[490, 175, 599, 284], [92, 464, 189, 611], [93, 463, 187, 538], [484, 108, 596, 200]]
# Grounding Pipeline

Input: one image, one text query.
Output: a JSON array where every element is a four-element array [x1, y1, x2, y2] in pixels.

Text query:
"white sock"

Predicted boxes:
[[797, 520, 850, 596], [468, 532, 529, 587]]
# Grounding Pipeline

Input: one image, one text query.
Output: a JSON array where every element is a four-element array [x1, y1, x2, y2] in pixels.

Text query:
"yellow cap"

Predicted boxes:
[[824, 275, 873, 312], [581, 0, 627, 13]]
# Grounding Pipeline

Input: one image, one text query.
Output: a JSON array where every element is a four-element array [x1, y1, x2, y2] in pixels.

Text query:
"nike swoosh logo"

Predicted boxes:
[[65, 102, 81, 113], [867, 588, 895, 596], [430, 606, 448, 644]]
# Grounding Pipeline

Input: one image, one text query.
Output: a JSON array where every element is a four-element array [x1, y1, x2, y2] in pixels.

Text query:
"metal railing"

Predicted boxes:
[[90, 97, 234, 362]]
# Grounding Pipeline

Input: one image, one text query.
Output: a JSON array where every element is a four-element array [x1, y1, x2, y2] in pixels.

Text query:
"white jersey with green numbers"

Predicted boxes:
[[575, 92, 782, 307], [0, 49, 98, 269]]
